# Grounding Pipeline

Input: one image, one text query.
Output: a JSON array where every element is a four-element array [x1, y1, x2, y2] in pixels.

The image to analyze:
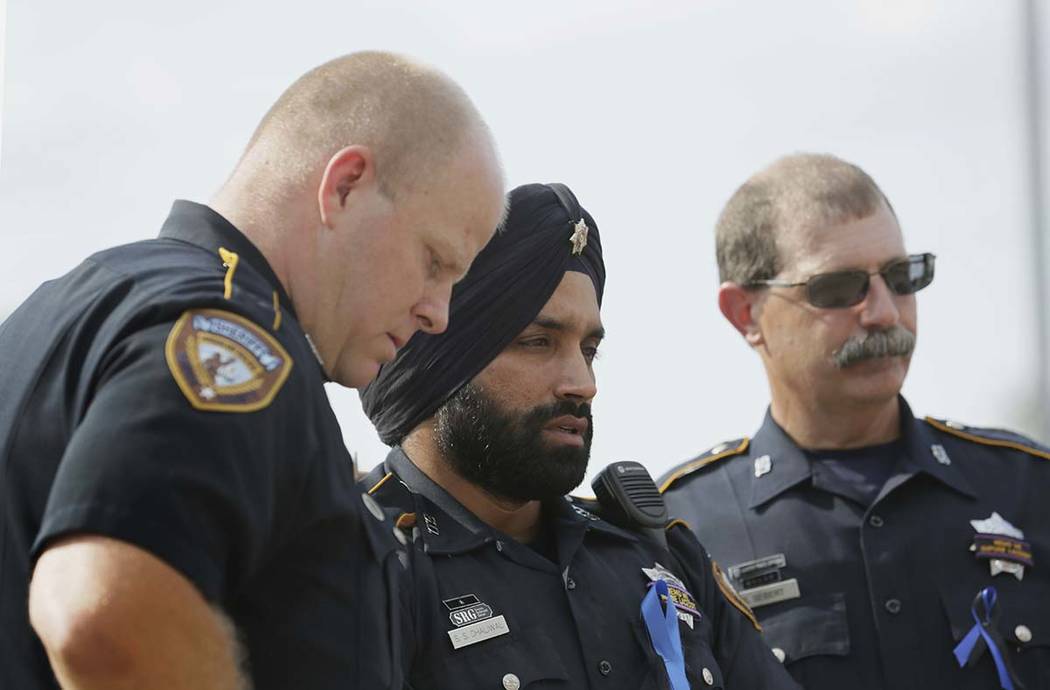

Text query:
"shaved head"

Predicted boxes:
[[235, 51, 493, 199], [211, 51, 505, 390], [715, 152, 893, 284]]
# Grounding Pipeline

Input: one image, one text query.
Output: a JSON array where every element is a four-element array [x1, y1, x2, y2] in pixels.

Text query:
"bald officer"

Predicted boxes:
[[0, 52, 504, 690], [660, 153, 1050, 690], [360, 183, 798, 690]]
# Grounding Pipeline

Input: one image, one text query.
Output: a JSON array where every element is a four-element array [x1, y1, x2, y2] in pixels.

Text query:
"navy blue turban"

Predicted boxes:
[[360, 182, 605, 445]]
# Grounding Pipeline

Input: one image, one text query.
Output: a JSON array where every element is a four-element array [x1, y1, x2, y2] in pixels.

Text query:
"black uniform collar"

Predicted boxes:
[[746, 410, 814, 509], [386, 446, 490, 542], [898, 399, 977, 499], [384, 447, 635, 556], [158, 200, 296, 320], [747, 397, 977, 509]]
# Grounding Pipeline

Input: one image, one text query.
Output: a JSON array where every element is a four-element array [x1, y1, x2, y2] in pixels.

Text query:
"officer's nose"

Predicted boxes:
[[554, 351, 598, 403], [859, 274, 901, 330], [413, 291, 450, 335]]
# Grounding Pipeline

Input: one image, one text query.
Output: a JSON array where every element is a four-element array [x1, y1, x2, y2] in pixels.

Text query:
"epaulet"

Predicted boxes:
[[924, 417, 1050, 461], [657, 438, 750, 493]]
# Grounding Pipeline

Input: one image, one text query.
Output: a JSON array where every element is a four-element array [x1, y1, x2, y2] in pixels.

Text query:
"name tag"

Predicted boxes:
[[740, 578, 801, 609], [448, 615, 510, 649], [728, 553, 787, 582]]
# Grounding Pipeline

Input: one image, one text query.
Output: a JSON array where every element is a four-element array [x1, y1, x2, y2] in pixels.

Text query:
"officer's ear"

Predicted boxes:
[[317, 145, 378, 228], [718, 282, 765, 348]]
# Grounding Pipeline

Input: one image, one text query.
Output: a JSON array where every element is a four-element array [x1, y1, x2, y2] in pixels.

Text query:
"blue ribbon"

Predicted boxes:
[[953, 587, 1022, 690], [641, 579, 691, 690]]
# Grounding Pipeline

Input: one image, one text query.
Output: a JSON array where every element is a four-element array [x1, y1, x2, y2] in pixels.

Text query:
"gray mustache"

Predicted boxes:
[[833, 327, 916, 368]]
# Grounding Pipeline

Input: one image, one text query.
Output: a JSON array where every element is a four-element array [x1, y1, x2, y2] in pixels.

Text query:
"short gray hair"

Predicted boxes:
[[715, 153, 894, 284]]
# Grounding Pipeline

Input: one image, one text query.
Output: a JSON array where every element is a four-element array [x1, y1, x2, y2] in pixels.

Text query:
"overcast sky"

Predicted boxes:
[[2, 1, 1047, 487]]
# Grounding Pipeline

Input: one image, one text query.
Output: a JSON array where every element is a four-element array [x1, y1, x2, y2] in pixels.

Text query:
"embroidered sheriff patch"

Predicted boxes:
[[165, 308, 292, 412]]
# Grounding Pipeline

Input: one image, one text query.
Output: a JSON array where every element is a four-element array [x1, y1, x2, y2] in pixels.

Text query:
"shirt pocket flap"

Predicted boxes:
[[759, 592, 850, 663], [939, 581, 1050, 648], [428, 627, 571, 688]]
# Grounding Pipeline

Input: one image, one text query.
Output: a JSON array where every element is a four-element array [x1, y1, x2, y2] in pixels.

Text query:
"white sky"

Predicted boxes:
[[1, 1, 1047, 487]]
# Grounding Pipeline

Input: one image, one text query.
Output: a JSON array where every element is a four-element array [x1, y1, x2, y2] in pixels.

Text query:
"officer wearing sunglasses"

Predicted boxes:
[[658, 153, 1050, 690]]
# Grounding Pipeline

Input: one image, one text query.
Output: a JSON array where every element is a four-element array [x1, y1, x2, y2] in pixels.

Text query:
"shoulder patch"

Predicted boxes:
[[924, 417, 1050, 461], [658, 438, 750, 493], [165, 308, 292, 412]]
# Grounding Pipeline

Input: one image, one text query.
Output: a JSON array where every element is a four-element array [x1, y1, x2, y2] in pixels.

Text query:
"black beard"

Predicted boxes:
[[433, 383, 593, 502]]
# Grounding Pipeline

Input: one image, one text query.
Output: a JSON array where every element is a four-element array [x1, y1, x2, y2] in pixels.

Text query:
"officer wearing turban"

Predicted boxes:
[[360, 183, 798, 690]]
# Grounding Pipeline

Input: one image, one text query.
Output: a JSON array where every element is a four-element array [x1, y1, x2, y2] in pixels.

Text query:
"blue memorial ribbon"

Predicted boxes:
[[952, 587, 1024, 690], [641, 579, 691, 690]]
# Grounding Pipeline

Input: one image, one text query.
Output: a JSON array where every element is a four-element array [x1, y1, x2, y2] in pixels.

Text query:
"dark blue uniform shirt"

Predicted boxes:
[[363, 448, 799, 690], [0, 201, 405, 689], [659, 398, 1050, 690]]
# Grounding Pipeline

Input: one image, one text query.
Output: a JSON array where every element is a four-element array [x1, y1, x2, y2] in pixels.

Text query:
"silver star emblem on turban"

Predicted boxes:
[[569, 219, 589, 256]]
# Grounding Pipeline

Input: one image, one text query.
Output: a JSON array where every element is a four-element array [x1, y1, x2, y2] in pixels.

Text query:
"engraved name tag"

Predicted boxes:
[[740, 578, 801, 609], [728, 554, 786, 581], [448, 614, 511, 649]]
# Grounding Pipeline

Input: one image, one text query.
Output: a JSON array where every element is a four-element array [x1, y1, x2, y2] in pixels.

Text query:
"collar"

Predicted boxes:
[[747, 397, 977, 509], [555, 495, 639, 542], [898, 398, 977, 498], [747, 409, 814, 509], [386, 446, 490, 539], [158, 200, 296, 320], [384, 447, 636, 556], [385, 447, 496, 555]]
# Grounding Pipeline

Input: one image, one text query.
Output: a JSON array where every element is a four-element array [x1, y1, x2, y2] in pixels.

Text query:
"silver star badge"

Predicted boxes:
[[569, 219, 589, 255], [970, 512, 1024, 539], [990, 559, 1026, 580]]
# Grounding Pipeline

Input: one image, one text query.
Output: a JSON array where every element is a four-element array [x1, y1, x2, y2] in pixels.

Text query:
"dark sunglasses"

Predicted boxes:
[[747, 253, 936, 308]]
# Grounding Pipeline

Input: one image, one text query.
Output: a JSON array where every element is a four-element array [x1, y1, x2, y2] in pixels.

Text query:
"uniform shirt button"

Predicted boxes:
[[702, 667, 715, 685], [885, 598, 902, 614], [566, 577, 577, 591], [502, 673, 520, 690], [598, 660, 613, 676], [772, 647, 786, 663], [1016, 625, 1033, 643], [868, 514, 884, 528]]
